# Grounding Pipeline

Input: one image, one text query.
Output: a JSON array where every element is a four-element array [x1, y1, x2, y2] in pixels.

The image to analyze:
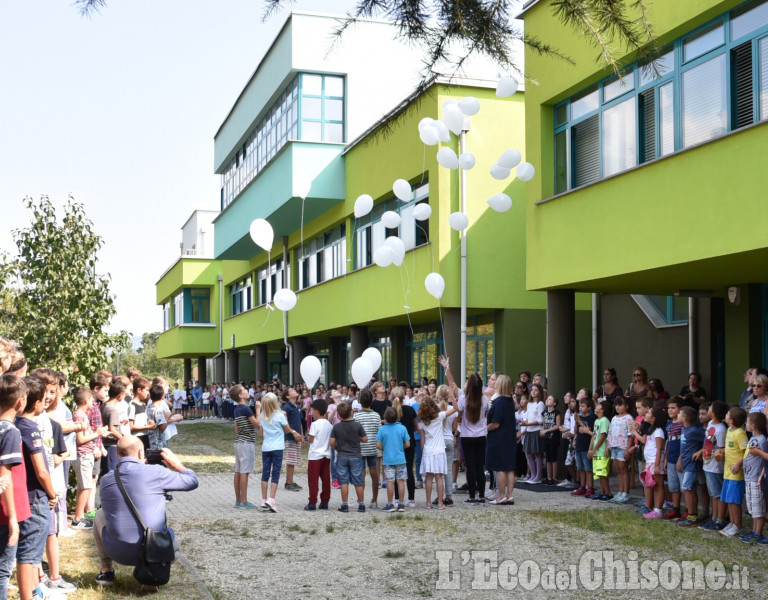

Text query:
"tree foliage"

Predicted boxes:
[[0, 196, 130, 386], [77, 0, 656, 78], [106, 332, 184, 383]]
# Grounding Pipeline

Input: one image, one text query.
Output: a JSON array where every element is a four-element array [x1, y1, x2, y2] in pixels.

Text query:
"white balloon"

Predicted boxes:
[[432, 120, 451, 142], [490, 164, 511, 180], [384, 236, 405, 266], [424, 272, 445, 300], [362, 348, 382, 374], [442, 99, 460, 111], [458, 152, 476, 170], [393, 179, 411, 202], [413, 203, 432, 221], [516, 162, 536, 182], [496, 76, 518, 98], [418, 117, 435, 131], [458, 96, 480, 116], [419, 126, 439, 146], [272, 288, 297, 311], [497, 148, 522, 169], [381, 211, 402, 229], [354, 194, 373, 218], [436, 147, 459, 170], [487, 193, 512, 213], [373, 245, 395, 268], [249, 219, 274, 252], [443, 103, 465, 136], [448, 212, 469, 231], [300, 356, 322, 388], [351, 357, 374, 388]]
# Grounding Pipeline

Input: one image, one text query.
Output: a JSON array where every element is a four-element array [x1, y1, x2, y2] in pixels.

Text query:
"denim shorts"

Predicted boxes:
[[666, 463, 681, 493], [383, 463, 407, 481], [610, 447, 626, 461], [704, 471, 723, 498], [575, 450, 592, 472], [336, 456, 363, 486], [362, 455, 377, 470], [17, 495, 49, 564], [681, 470, 698, 491]]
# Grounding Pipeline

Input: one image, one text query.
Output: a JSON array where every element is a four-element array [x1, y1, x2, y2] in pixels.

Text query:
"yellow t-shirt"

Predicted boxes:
[[724, 426, 748, 481]]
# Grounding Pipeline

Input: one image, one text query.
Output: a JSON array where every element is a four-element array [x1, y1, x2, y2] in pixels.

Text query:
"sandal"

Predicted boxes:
[[425, 504, 433, 509], [502, 497, 514, 505], [489, 497, 507, 505], [437, 504, 446, 510]]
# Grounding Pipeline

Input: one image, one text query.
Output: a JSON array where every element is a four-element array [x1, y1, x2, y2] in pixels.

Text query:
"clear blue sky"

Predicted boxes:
[[0, 0, 358, 337]]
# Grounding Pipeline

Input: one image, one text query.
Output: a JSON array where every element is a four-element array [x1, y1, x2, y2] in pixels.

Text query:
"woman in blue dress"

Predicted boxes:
[[486, 374, 517, 505]]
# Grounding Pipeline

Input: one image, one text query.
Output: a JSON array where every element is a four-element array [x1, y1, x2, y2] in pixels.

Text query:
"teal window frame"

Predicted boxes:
[[184, 288, 211, 323], [298, 73, 345, 143], [554, 0, 768, 193], [645, 295, 689, 325], [354, 180, 429, 270]]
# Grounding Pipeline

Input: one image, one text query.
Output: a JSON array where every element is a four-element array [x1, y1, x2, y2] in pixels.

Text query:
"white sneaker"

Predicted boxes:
[[486, 489, 499, 500], [406, 500, 416, 508], [719, 523, 739, 537], [369, 501, 378, 509], [556, 480, 572, 488]]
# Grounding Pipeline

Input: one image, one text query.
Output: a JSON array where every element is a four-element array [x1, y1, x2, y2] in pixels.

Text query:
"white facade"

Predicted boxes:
[[181, 209, 218, 257]]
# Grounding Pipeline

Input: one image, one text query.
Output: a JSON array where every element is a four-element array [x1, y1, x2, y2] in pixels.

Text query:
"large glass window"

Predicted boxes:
[[162, 302, 170, 331], [553, 0, 768, 193], [355, 181, 429, 269], [220, 73, 346, 210], [466, 314, 495, 383], [299, 224, 346, 289], [229, 276, 253, 317], [172, 292, 183, 327], [187, 288, 211, 323], [256, 259, 289, 306], [407, 325, 442, 384]]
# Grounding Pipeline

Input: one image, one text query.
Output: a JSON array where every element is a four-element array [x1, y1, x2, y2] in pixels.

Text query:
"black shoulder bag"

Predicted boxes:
[[114, 463, 176, 586]]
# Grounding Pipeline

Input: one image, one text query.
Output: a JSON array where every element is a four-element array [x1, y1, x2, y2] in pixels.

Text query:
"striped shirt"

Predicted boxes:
[[234, 404, 256, 443], [354, 409, 381, 457]]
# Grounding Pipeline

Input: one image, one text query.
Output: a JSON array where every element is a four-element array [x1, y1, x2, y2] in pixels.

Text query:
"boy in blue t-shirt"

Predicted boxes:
[[676, 407, 705, 527], [376, 407, 410, 512], [664, 398, 683, 518]]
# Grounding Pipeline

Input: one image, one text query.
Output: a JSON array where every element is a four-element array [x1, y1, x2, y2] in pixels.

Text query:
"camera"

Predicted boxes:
[[146, 449, 164, 465]]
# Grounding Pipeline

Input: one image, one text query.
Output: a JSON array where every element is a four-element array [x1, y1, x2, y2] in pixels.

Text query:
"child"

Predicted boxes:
[[146, 384, 169, 451], [232, 384, 259, 508], [559, 393, 578, 488], [696, 402, 712, 522], [100, 379, 127, 473], [0, 374, 29, 599], [695, 400, 728, 531], [540, 395, 562, 486], [376, 407, 410, 512], [15, 376, 58, 600], [627, 397, 653, 491], [608, 397, 633, 504], [515, 393, 528, 482], [354, 389, 381, 508], [281, 388, 303, 492], [72, 388, 107, 528], [85, 372, 109, 519], [128, 377, 153, 452], [305, 399, 332, 511], [663, 397, 683, 519], [520, 383, 545, 484], [330, 401, 368, 513], [436, 385, 458, 505], [738, 412, 767, 542], [418, 396, 457, 509], [676, 406, 706, 527], [632, 406, 667, 518], [741, 413, 768, 546], [588, 399, 613, 501], [260, 393, 301, 513], [571, 397, 596, 497], [718, 406, 748, 537]]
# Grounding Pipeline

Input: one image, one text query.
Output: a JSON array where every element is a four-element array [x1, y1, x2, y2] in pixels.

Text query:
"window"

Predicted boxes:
[[162, 302, 170, 331], [300, 74, 345, 143], [187, 288, 210, 323], [553, 0, 768, 193], [229, 276, 253, 316], [354, 181, 429, 269], [256, 259, 289, 306], [172, 293, 183, 327], [370, 335, 392, 383], [407, 325, 442, 384], [299, 224, 346, 289], [466, 314, 495, 382]]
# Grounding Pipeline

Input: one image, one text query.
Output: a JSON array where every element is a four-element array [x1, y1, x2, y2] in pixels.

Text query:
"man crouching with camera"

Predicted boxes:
[[93, 435, 198, 589]]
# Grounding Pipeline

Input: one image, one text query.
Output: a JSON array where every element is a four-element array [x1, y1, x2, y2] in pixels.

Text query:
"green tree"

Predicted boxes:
[[0, 196, 130, 386], [76, 0, 657, 77], [107, 332, 184, 383]]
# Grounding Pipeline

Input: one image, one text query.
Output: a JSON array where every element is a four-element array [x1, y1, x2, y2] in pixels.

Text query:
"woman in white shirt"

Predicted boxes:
[[519, 383, 545, 484]]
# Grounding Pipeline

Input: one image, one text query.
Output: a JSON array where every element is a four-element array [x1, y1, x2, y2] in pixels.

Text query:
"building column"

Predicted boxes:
[[389, 327, 408, 384], [547, 290, 575, 402], [443, 308, 461, 383], [214, 354, 225, 383], [197, 356, 207, 388], [183, 358, 192, 387], [254, 344, 268, 383], [292, 336, 309, 387], [227, 349, 240, 383], [350, 326, 368, 363]]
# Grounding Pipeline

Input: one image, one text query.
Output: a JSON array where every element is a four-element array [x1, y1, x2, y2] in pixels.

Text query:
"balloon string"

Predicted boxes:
[[346, 216, 357, 276], [398, 263, 414, 336], [438, 299, 447, 360], [263, 251, 272, 327]]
